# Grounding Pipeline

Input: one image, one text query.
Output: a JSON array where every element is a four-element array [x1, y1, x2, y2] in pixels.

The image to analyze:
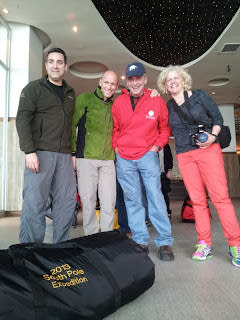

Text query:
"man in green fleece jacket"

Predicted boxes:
[[72, 70, 118, 235], [16, 48, 76, 244]]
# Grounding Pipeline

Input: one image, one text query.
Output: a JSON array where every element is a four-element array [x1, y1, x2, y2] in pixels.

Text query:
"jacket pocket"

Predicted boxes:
[[40, 119, 44, 137]]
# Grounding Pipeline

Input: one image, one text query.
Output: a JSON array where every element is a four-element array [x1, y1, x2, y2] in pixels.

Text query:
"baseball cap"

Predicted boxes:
[[125, 62, 146, 78]]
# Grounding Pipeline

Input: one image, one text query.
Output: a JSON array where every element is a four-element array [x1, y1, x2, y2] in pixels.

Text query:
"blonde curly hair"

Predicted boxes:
[[157, 65, 192, 95]]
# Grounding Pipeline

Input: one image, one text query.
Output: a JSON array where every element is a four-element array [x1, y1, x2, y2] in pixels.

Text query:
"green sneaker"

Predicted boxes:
[[192, 240, 212, 261], [229, 245, 240, 267]]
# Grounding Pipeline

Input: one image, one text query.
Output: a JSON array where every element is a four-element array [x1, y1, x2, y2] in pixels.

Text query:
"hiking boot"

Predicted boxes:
[[138, 244, 149, 254], [229, 245, 240, 267], [158, 245, 174, 261], [192, 240, 212, 260]]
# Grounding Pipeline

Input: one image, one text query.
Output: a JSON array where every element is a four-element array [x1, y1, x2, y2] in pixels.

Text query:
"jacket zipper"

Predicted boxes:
[[102, 102, 110, 159], [59, 101, 66, 152], [43, 81, 70, 153]]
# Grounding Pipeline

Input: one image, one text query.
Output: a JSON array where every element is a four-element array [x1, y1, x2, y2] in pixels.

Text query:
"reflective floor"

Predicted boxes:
[[1, 199, 240, 320]]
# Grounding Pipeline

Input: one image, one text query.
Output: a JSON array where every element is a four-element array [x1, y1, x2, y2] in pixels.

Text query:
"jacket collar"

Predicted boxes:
[[41, 75, 73, 92]]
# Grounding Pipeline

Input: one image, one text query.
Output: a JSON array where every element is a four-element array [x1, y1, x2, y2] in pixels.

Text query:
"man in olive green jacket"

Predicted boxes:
[[16, 48, 76, 244], [72, 70, 118, 235]]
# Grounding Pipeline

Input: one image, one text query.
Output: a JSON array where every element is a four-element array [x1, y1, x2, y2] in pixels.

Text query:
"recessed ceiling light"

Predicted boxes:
[[69, 61, 108, 79], [121, 75, 125, 80], [211, 92, 216, 95], [208, 78, 229, 87], [2, 8, 8, 14], [72, 26, 78, 33]]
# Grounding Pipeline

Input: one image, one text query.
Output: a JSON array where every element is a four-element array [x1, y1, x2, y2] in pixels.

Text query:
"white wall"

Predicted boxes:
[[29, 27, 43, 82], [6, 24, 43, 211], [9, 24, 30, 117], [9, 24, 43, 117]]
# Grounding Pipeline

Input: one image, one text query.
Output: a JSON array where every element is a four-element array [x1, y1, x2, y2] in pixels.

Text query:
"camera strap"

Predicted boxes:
[[171, 91, 197, 134]]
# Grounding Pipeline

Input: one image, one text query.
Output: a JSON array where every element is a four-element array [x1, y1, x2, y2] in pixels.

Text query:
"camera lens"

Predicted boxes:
[[198, 133, 208, 143]]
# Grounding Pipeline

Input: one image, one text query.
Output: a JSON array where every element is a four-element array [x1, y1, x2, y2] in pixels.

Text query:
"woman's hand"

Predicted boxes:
[[196, 131, 217, 148], [149, 89, 160, 97]]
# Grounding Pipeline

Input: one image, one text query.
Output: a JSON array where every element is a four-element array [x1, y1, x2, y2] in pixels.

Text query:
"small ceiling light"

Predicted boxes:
[[208, 78, 229, 87], [211, 92, 216, 95], [121, 75, 125, 80], [72, 25, 78, 33], [2, 8, 8, 14]]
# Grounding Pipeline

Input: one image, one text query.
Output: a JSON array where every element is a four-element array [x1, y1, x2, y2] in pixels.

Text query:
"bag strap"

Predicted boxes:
[[170, 94, 193, 134], [183, 91, 202, 125], [172, 91, 212, 132]]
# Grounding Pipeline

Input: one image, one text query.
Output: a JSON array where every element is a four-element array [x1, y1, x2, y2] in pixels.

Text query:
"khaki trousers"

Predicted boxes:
[[76, 158, 116, 235]]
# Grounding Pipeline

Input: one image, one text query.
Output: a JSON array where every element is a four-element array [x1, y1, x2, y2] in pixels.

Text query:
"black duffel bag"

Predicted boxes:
[[0, 231, 155, 320]]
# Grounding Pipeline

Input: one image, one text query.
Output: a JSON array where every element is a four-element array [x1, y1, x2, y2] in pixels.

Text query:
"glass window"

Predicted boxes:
[[0, 16, 11, 212], [0, 65, 6, 209], [0, 22, 8, 64]]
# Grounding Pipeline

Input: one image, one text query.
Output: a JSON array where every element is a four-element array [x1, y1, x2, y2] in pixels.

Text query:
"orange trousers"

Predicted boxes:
[[177, 143, 240, 246]]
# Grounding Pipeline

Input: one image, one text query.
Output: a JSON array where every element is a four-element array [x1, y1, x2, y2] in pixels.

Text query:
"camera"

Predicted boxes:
[[191, 125, 208, 146]]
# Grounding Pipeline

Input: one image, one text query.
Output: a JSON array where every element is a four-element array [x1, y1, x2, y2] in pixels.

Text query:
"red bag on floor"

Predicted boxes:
[[181, 196, 211, 223], [181, 196, 195, 222]]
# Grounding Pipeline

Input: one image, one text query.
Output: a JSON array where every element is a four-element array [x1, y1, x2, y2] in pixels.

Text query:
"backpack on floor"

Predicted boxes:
[[181, 196, 211, 223], [0, 231, 155, 320], [181, 196, 195, 222]]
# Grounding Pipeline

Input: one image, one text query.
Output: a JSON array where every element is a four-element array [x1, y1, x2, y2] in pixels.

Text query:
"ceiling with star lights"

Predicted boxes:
[[2, 0, 240, 106], [92, 0, 240, 66]]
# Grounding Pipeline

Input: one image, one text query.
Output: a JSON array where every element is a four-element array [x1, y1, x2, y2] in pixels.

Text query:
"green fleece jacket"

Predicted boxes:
[[16, 76, 75, 154], [71, 86, 115, 160]]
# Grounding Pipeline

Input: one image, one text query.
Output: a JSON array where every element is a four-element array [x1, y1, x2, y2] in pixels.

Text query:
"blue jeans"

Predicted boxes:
[[116, 151, 173, 247], [116, 179, 131, 234]]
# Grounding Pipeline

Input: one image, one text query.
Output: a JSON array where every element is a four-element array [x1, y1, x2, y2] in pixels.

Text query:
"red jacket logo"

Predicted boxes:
[[145, 110, 155, 120]]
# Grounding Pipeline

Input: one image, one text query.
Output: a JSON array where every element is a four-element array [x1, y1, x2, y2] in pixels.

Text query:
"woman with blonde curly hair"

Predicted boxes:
[[158, 65, 240, 267]]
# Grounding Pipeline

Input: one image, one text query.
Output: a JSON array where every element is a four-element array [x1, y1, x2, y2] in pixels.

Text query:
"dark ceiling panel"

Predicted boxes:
[[92, 0, 240, 66]]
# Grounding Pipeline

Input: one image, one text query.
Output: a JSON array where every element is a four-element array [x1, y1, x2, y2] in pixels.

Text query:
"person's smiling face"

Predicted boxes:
[[99, 71, 118, 100], [45, 52, 67, 85], [126, 75, 147, 97], [165, 70, 185, 95]]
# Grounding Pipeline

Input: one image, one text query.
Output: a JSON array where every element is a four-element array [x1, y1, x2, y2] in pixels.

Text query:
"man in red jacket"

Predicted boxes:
[[112, 62, 174, 260]]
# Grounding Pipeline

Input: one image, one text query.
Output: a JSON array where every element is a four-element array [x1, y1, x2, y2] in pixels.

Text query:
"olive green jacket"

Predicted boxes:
[[16, 76, 75, 154], [71, 87, 115, 160]]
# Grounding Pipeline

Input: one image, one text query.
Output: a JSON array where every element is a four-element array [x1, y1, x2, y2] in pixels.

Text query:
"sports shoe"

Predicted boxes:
[[192, 240, 212, 260], [229, 245, 240, 267]]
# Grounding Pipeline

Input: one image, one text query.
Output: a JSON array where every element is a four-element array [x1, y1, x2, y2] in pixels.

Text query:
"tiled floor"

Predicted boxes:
[[1, 199, 240, 319]]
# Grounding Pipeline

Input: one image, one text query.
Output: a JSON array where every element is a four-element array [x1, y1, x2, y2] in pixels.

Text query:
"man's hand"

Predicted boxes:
[[166, 170, 172, 179], [150, 145, 159, 152], [72, 156, 76, 170], [26, 152, 39, 172]]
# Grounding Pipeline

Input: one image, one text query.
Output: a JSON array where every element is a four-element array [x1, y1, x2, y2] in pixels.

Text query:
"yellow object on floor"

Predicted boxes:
[[96, 209, 119, 230]]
